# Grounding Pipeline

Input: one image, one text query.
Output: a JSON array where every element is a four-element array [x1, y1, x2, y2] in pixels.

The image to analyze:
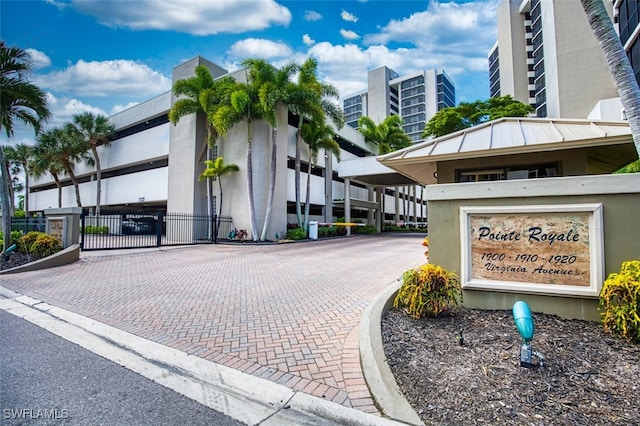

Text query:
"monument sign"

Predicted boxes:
[[460, 204, 604, 297]]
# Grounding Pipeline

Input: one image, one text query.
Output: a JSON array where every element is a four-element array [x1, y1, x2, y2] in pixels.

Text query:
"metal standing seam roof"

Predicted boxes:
[[378, 117, 632, 165]]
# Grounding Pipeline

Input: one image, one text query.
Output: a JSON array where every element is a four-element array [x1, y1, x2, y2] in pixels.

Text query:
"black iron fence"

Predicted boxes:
[[81, 211, 233, 251]]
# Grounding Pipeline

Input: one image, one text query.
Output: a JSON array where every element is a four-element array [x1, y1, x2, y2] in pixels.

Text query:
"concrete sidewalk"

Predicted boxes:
[[0, 235, 427, 424]]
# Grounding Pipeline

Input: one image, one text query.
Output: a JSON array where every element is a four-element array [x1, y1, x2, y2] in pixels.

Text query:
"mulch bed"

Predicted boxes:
[[0, 252, 42, 271], [382, 307, 640, 426]]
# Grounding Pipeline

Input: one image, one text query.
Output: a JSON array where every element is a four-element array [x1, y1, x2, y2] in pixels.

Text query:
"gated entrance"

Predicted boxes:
[[80, 211, 233, 251]]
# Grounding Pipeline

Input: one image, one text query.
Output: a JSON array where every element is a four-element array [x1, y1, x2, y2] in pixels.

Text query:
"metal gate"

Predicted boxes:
[[80, 211, 233, 251]]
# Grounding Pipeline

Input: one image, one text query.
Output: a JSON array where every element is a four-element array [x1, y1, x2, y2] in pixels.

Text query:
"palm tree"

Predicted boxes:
[[581, 0, 640, 158], [39, 125, 93, 208], [1, 145, 18, 213], [213, 79, 265, 241], [0, 42, 50, 250], [357, 115, 412, 155], [31, 136, 66, 208], [6, 143, 33, 217], [72, 112, 115, 215], [199, 156, 239, 241], [243, 58, 298, 241], [300, 120, 341, 229], [358, 115, 413, 224], [169, 65, 236, 219], [289, 58, 344, 228]]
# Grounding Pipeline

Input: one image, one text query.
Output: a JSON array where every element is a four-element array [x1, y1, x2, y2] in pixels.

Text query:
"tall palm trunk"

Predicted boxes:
[[206, 144, 214, 238], [295, 119, 304, 227], [91, 146, 102, 215], [63, 162, 82, 207], [260, 127, 278, 241], [52, 173, 62, 208], [581, 0, 640, 157], [303, 157, 312, 230], [246, 122, 258, 241], [216, 176, 224, 240], [0, 146, 12, 251], [23, 167, 29, 218], [2, 158, 15, 213]]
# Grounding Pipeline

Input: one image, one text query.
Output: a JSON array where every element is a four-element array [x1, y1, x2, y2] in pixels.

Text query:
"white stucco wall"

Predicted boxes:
[[31, 168, 168, 211]]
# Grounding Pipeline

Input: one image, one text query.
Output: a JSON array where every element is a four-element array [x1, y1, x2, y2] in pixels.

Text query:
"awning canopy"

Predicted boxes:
[[378, 117, 633, 185], [337, 155, 425, 186]]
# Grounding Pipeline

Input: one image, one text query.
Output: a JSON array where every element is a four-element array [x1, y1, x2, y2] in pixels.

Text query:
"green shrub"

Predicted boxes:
[[354, 225, 377, 234], [600, 260, 640, 344], [319, 226, 338, 238], [17, 231, 43, 253], [83, 225, 109, 234], [286, 227, 307, 240], [29, 234, 62, 257], [1, 230, 24, 252], [384, 224, 428, 233], [394, 263, 462, 318]]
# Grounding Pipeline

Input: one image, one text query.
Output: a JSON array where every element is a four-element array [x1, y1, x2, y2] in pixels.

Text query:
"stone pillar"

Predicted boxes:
[[44, 207, 82, 248]]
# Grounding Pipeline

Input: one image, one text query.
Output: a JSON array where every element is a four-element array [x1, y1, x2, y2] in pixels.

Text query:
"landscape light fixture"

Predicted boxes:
[[512, 301, 545, 369]]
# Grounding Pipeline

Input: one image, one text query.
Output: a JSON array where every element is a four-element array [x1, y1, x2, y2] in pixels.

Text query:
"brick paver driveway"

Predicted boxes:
[[0, 234, 426, 414]]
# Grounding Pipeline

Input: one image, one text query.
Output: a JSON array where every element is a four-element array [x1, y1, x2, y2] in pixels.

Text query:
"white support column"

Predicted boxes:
[[367, 186, 374, 226], [376, 187, 383, 233], [394, 186, 400, 222], [412, 185, 417, 222], [344, 178, 351, 236]]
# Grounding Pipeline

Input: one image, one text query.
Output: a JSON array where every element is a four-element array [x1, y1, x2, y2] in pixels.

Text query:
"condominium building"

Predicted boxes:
[[489, 0, 618, 118], [342, 66, 455, 142], [614, 0, 640, 83], [29, 57, 427, 240]]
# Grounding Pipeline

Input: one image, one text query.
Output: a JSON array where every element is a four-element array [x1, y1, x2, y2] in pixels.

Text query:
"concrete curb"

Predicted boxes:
[[360, 280, 425, 426], [0, 244, 80, 274], [0, 286, 410, 426]]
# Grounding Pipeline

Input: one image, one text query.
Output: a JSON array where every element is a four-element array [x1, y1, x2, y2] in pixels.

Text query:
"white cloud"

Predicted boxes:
[[363, 0, 498, 56], [308, 43, 371, 97], [340, 29, 360, 40], [34, 60, 171, 98], [71, 0, 291, 35], [341, 10, 358, 23], [304, 10, 322, 22], [228, 38, 293, 59], [302, 34, 316, 46], [110, 102, 140, 115], [25, 49, 51, 69], [44, 93, 107, 128]]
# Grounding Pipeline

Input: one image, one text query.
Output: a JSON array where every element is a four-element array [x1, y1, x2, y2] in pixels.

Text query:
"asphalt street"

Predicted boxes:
[[0, 309, 244, 426]]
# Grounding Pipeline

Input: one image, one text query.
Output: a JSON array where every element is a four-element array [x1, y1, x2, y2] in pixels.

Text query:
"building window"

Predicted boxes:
[[401, 95, 425, 107], [401, 75, 425, 89], [343, 96, 361, 107], [403, 123, 425, 134], [401, 86, 425, 98], [402, 104, 425, 116], [404, 113, 425, 124], [456, 163, 558, 183]]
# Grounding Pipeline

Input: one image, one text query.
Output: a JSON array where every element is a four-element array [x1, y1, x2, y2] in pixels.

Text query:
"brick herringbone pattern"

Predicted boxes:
[[0, 235, 425, 412]]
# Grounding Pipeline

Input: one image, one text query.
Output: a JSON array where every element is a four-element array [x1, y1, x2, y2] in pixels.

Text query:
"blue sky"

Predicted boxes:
[[1, 0, 500, 145]]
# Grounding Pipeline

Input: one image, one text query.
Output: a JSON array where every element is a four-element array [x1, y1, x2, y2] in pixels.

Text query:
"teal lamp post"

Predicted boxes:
[[512, 301, 545, 369]]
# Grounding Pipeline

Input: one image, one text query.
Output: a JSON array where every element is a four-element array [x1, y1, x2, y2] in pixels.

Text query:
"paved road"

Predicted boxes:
[[0, 310, 243, 426], [0, 234, 427, 414]]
